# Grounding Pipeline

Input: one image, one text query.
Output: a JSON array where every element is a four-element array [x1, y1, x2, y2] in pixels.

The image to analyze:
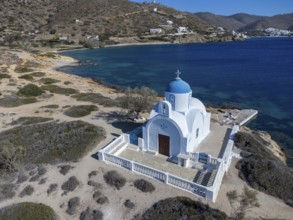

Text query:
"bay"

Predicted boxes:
[[59, 37, 293, 166]]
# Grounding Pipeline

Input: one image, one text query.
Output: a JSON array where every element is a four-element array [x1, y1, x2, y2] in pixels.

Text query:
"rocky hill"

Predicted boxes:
[[194, 12, 262, 31], [0, 0, 230, 47], [194, 12, 293, 32], [239, 13, 293, 31]]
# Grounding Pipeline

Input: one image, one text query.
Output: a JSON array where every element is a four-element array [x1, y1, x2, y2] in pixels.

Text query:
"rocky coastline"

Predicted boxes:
[[0, 48, 292, 220]]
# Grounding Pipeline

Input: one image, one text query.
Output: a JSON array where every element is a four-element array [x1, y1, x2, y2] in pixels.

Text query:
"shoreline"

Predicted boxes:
[[0, 49, 292, 219], [54, 40, 293, 168], [104, 41, 172, 48], [56, 41, 173, 52]]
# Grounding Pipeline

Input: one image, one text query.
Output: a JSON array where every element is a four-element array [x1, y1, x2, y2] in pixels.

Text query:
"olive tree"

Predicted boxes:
[[118, 86, 157, 116]]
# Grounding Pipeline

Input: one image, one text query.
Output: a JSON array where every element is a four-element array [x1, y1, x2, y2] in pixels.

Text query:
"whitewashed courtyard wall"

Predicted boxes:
[[98, 125, 239, 202]]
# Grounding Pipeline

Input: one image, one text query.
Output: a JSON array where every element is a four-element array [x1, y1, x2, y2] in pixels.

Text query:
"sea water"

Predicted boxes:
[[59, 37, 293, 166]]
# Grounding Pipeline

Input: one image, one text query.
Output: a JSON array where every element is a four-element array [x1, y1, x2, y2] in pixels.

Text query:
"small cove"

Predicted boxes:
[[59, 37, 293, 166]]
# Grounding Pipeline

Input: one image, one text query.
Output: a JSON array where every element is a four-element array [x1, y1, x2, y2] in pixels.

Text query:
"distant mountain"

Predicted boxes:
[[194, 12, 252, 31], [229, 13, 266, 26], [194, 12, 293, 32], [239, 13, 293, 31], [0, 0, 215, 45]]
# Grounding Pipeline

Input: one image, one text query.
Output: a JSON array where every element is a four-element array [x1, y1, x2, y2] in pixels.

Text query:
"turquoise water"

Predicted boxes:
[[59, 38, 293, 166]]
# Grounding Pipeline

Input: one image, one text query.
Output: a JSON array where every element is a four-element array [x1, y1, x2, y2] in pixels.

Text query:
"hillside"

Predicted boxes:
[[0, 0, 227, 47], [239, 13, 293, 31], [194, 12, 293, 32], [194, 12, 256, 31]]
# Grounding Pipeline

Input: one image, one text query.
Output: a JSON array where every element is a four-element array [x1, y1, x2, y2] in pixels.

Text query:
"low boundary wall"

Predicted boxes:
[[98, 125, 239, 202]]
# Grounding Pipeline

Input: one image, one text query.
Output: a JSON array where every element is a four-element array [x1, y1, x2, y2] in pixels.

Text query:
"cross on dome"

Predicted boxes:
[[175, 70, 181, 79]]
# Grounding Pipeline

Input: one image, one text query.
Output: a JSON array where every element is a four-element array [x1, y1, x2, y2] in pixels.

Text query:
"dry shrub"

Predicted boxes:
[[62, 176, 79, 192], [103, 170, 126, 190], [67, 197, 80, 215], [19, 185, 34, 197], [134, 179, 155, 193]]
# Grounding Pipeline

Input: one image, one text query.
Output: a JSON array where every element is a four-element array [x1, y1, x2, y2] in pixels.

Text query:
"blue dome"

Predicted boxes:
[[166, 78, 191, 94]]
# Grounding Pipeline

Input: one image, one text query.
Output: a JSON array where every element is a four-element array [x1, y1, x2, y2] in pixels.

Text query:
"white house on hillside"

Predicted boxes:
[[167, 20, 173, 25], [150, 28, 163, 34], [177, 26, 188, 33], [142, 71, 211, 167]]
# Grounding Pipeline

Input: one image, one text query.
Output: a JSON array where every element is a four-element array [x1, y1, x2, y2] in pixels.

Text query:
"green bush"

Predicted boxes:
[[0, 184, 16, 201], [0, 67, 8, 73], [0, 74, 11, 79], [103, 170, 126, 190], [0, 202, 57, 220], [24, 61, 41, 68], [19, 185, 34, 197], [47, 184, 58, 195], [124, 199, 135, 209], [80, 208, 103, 220], [0, 121, 105, 174], [14, 65, 34, 73], [141, 197, 227, 220], [18, 74, 34, 81], [42, 85, 77, 95], [40, 78, 60, 85], [7, 83, 17, 86], [31, 72, 46, 77], [17, 84, 44, 97], [134, 179, 155, 193], [64, 105, 98, 117], [62, 176, 79, 192], [0, 96, 37, 107], [41, 104, 59, 109], [66, 196, 80, 215]]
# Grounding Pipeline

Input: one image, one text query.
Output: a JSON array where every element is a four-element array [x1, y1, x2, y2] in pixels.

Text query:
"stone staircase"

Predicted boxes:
[[108, 141, 128, 155], [193, 169, 218, 187], [207, 169, 217, 187]]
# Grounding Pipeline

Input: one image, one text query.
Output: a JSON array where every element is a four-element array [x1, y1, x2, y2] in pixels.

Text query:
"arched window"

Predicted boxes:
[[196, 128, 199, 139]]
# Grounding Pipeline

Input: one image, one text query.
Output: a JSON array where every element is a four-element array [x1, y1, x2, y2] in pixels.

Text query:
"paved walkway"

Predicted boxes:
[[235, 109, 258, 125], [195, 123, 231, 158]]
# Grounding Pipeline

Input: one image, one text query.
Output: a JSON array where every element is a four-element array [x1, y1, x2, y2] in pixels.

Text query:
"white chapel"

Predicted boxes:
[[142, 71, 211, 166]]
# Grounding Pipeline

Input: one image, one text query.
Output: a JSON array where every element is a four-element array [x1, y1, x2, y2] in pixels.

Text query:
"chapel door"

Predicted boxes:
[[158, 134, 170, 156]]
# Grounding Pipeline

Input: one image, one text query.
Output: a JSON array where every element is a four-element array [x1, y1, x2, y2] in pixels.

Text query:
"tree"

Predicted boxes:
[[227, 186, 260, 220], [118, 86, 157, 116]]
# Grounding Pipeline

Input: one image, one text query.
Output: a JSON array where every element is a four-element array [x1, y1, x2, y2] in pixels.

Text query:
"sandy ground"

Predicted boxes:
[[0, 51, 292, 220]]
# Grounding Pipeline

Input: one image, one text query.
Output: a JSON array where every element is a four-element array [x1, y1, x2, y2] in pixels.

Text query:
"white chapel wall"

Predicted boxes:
[[146, 117, 182, 156], [165, 91, 191, 112]]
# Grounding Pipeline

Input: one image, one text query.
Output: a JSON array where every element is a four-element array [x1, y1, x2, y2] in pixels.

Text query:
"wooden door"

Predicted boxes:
[[158, 134, 170, 156]]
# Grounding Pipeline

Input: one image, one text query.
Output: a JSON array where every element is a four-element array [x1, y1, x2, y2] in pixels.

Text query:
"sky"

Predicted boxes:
[[131, 0, 293, 16]]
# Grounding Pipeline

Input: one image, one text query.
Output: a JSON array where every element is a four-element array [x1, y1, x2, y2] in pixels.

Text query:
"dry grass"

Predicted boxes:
[[0, 121, 105, 174], [0, 202, 57, 220], [64, 105, 98, 117]]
